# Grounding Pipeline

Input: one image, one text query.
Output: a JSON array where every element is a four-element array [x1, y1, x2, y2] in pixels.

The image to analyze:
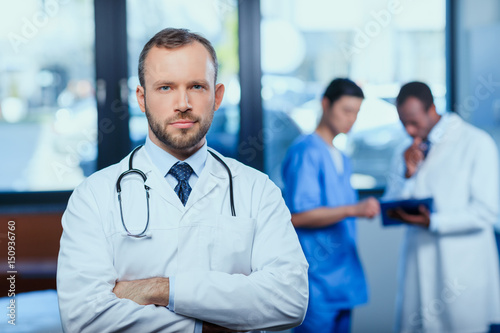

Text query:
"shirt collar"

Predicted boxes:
[[144, 135, 207, 177]]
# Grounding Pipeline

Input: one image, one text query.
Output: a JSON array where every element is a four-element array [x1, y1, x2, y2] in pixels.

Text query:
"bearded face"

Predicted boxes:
[[136, 43, 225, 157], [144, 99, 214, 151]]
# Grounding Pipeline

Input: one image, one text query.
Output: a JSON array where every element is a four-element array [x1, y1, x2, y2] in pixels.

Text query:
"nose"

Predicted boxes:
[[175, 89, 192, 112]]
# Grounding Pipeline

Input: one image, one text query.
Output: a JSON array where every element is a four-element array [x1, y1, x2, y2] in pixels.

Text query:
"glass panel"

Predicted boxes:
[[261, 0, 446, 189], [455, 1, 500, 233], [127, 0, 240, 158], [0, 0, 96, 192]]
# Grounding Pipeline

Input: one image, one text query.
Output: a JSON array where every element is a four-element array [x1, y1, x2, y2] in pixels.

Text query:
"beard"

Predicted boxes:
[[144, 100, 214, 151]]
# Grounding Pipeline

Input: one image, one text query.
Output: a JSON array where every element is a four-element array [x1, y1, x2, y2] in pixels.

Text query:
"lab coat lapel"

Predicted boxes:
[[184, 152, 227, 214], [417, 114, 461, 180], [412, 114, 463, 201], [134, 148, 184, 212]]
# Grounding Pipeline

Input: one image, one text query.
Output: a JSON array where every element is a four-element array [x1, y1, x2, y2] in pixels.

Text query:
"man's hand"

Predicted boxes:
[[354, 197, 380, 218], [202, 321, 248, 333], [387, 205, 430, 228], [404, 138, 424, 178], [113, 277, 170, 306]]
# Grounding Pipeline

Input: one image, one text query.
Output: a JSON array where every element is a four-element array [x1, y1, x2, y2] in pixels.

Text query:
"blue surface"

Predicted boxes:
[[0, 289, 62, 333]]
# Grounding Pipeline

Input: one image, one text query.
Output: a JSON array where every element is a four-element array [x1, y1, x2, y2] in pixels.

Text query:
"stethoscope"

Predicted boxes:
[[116, 145, 236, 238]]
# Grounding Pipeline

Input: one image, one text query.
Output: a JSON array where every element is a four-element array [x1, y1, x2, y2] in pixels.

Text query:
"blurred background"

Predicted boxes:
[[0, 0, 499, 332]]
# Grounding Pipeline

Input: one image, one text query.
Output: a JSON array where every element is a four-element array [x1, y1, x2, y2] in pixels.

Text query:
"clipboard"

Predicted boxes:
[[380, 198, 434, 226]]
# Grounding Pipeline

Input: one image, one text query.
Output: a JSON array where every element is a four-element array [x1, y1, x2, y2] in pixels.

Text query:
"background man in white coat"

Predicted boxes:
[[57, 28, 309, 332], [385, 81, 500, 333]]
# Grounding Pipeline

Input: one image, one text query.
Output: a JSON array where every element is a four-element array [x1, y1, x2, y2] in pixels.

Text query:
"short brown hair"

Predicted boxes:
[[138, 28, 218, 87]]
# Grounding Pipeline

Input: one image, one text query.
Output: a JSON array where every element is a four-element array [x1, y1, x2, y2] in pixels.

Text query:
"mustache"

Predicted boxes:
[[167, 114, 199, 123]]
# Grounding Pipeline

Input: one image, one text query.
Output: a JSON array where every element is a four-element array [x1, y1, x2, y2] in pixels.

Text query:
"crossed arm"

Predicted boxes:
[[113, 277, 169, 307], [113, 278, 243, 332]]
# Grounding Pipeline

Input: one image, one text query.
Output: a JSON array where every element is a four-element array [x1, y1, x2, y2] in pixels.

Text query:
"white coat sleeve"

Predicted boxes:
[[430, 136, 500, 234], [57, 181, 196, 333], [173, 178, 309, 331]]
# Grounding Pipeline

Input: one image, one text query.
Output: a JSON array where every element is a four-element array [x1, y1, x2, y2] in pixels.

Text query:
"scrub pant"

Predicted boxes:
[[294, 308, 352, 333]]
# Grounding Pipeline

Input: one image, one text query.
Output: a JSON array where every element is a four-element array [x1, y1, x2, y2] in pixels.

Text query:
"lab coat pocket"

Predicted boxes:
[[213, 215, 256, 275]]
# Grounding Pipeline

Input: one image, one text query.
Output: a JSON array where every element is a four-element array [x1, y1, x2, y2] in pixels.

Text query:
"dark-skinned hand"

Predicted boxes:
[[387, 205, 430, 228]]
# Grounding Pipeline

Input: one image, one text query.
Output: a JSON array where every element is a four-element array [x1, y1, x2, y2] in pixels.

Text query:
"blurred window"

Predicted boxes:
[[0, 0, 96, 192], [261, 0, 446, 189], [126, 0, 240, 158]]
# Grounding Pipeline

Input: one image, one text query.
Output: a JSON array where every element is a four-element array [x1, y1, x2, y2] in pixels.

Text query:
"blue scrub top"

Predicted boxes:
[[282, 133, 368, 310]]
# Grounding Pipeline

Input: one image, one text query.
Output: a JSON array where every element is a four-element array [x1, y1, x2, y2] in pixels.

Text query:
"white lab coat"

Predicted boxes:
[[57, 147, 309, 333], [385, 113, 500, 333]]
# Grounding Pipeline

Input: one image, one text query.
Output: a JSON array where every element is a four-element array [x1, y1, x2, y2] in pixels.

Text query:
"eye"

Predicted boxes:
[[159, 86, 171, 91], [193, 84, 203, 90]]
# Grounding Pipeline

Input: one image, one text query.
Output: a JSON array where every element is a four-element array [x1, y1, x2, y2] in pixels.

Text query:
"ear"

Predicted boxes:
[[428, 103, 437, 116], [427, 103, 441, 122], [136, 85, 146, 113], [321, 97, 331, 114], [214, 83, 225, 111]]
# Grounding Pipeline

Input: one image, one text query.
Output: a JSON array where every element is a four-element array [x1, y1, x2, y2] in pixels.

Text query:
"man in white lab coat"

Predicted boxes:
[[57, 28, 309, 333], [385, 81, 500, 333]]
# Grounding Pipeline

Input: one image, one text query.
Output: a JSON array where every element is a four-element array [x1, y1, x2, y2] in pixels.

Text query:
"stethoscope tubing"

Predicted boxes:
[[116, 145, 235, 238]]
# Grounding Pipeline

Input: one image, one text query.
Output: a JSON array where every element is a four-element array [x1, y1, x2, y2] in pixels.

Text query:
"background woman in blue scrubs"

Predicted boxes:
[[282, 78, 380, 333]]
